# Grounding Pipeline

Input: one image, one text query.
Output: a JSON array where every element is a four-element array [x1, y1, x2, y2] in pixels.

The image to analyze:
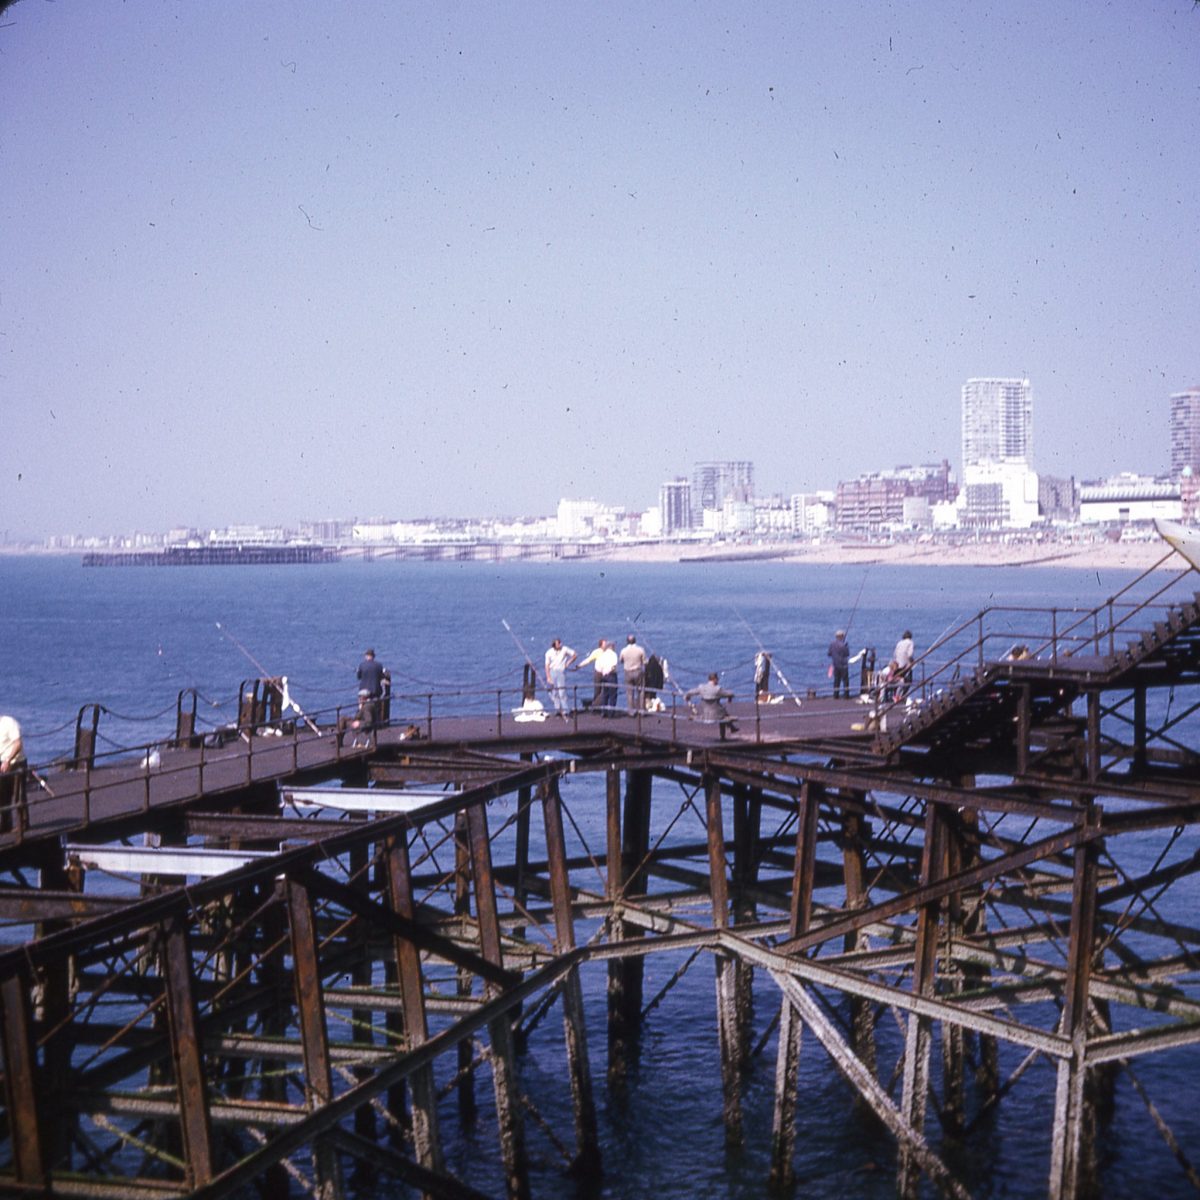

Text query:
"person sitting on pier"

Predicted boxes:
[[685, 674, 738, 735], [513, 663, 547, 722], [0, 715, 26, 835], [341, 649, 388, 746]]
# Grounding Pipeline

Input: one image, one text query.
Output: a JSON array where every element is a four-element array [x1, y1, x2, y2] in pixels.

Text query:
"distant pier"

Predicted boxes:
[[82, 545, 341, 566]]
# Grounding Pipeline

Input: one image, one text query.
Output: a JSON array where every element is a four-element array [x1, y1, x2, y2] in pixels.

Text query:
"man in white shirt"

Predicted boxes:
[[579, 638, 619, 716], [893, 630, 915, 698], [544, 638, 577, 718]]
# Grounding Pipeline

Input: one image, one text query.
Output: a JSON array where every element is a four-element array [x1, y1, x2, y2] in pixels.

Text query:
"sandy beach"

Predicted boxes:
[[591, 537, 1176, 572]]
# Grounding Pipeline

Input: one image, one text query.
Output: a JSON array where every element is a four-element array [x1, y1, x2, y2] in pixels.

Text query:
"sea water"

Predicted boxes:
[[2, 555, 1198, 1198]]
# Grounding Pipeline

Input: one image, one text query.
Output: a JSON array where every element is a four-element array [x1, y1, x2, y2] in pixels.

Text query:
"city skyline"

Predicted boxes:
[[2, 4, 1197, 539]]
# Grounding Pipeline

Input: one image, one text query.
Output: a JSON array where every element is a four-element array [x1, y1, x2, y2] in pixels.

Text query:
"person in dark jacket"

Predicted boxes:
[[828, 630, 851, 699]]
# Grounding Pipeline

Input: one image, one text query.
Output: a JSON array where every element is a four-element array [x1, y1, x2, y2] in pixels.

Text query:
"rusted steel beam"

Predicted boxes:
[[0, 887, 128, 920], [768, 780, 821, 1193], [705, 772, 742, 1147], [771, 971, 971, 1200], [290, 863, 515, 988], [541, 777, 600, 1173], [1048, 815, 1102, 1200], [452, 810, 476, 1121], [839, 804, 878, 1085], [0, 966, 47, 1186], [899, 801, 950, 1198], [464, 800, 530, 1200], [384, 828, 443, 1174], [779, 822, 1103, 957], [328, 1128, 493, 1200], [284, 875, 343, 1199], [706, 753, 1088, 821], [608, 767, 651, 1083], [159, 913, 215, 1186], [182, 951, 584, 1200]]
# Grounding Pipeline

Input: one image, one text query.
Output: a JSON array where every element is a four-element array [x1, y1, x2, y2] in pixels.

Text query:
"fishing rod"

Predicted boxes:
[[501, 618, 544, 683], [214, 623, 322, 736], [732, 609, 803, 708], [843, 567, 871, 637], [624, 613, 692, 709]]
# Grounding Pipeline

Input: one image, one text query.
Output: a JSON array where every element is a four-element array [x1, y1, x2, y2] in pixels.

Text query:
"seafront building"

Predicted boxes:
[[692, 461, 753, 527], [659, 478, 692, 536], [1078, 474, 1181, 525], [959, 377, 1039, 529], [1170, 387, 1200, 479]]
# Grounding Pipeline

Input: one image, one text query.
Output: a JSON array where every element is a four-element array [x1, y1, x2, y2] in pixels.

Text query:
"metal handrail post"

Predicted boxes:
[[426, 694, 433, 740], [1052, 609, 1059, 663], [496, 690, 503, 736], [755, 693, 761, 743], [977, 614, 985, 668], [1108, 599, 1116, 657], [671, 693, 677, 741]]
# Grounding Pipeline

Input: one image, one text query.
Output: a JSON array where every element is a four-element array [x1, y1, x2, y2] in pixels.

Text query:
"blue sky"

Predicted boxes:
[[1, 2, 1197, 537]]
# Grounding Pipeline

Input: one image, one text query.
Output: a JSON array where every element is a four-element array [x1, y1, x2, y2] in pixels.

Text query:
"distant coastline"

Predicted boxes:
[[0, 536, 1176, 573]]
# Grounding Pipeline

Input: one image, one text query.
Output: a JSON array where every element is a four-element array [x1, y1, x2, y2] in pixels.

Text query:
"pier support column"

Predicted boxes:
[[541, 778, 601, 1175], [36, 844, 81, 1173], [732, 785, 762, 1061], [939, 811, 967, 1140], [607, 768, 651, 1086], [348, 833, 376, 1146], [285, 876, 344, 1200], [705, 772, 743, 1147], [0, 966, 47, 1187], [160, 913, 215, 1187], [465, 802, 530, 1200], [258, 885, 291, 1200], [840, 803, 877, 1085], [384, 829, 444, 1177], [768, 781, 821, 1192], [898, 802, 948, 1200], [1048, 818, 1101, 1200], [453, 811, 477, 1122]]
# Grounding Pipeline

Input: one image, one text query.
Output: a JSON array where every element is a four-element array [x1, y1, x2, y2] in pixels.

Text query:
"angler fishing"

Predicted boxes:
[[214, 622, 322, 736]]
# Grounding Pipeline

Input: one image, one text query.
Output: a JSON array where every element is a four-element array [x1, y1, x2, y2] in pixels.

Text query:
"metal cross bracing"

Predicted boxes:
[[2, 556, 1200, 1197]]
